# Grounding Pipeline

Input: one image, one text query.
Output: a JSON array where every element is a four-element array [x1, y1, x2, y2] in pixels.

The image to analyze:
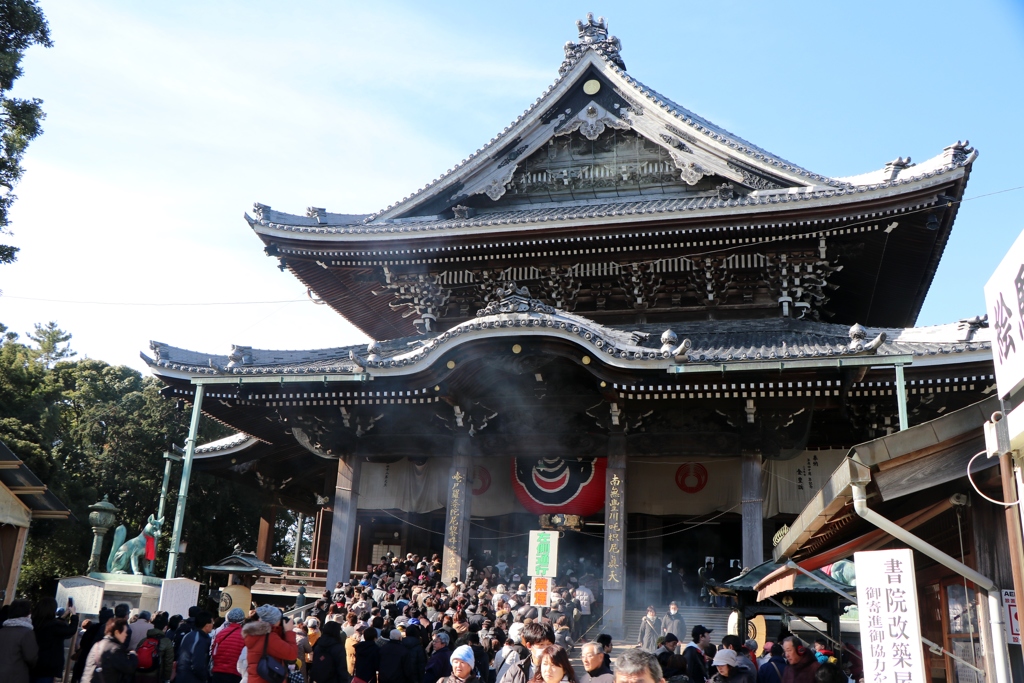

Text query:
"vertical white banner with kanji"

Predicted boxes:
[[855, 549, 927, 683], [985, 229, 1024, 400], [527, 529, 558, 577]]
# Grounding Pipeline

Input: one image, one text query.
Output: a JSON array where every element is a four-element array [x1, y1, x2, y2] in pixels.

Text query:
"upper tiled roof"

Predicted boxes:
[[248, 151, 972, 239], [246, 16, 975, 238]]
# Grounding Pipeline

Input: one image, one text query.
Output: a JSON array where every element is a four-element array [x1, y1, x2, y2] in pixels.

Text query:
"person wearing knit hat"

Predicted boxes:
[[255, 604, 282, 625], [445, 644, 478, 683], [242, 604, 298, 683]]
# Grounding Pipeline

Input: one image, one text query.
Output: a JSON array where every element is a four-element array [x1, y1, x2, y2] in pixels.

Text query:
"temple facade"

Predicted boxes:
[[144, 15, 993, 638]]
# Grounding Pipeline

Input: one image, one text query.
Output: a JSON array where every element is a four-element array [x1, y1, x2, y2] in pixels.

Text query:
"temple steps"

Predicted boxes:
[[620, 606, 732, 646]]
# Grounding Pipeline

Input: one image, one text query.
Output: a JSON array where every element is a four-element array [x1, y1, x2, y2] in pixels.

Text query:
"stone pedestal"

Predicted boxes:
[[64, 573, 164, 616]]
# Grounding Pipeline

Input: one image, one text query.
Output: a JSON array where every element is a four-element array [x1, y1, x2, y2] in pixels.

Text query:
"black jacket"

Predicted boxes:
[[175, 629, 212, 683], [32, 614, 79, 677], [379, 640, 409, 683], [354, 638, 381, 682], [402, 636, 427, 683], [311, 634, 349, 683], [81, 636, 138, 683], [173, 618, 195, 658], [683, 643, 707, 683]]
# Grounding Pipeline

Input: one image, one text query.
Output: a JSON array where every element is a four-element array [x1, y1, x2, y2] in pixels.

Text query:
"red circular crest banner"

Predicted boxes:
[[511, 457, 606, 515], [675, 463, 709, 493]]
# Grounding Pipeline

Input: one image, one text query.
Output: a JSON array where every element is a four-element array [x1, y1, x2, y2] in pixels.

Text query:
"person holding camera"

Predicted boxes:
[[243, 606, 298, 683]]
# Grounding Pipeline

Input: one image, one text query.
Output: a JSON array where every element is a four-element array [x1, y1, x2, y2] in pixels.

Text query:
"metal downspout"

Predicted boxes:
[[851, 482, 1011, 682]]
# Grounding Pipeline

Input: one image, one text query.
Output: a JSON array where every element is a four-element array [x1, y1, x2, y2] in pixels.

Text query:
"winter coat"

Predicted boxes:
[[243, 620, 298, 683], [81, 635, 138, 683], [436, 675, 479, 683], [311, 633, 349, 683], [423, 646, 452, 683], [346, 633, 358, 677], [579, 663, 613, 683], [401, 635, 427, 683], [212, 622, 246, 676], [174, 618, 196, 658], [780, 649, 819, 683], [378, 639, 408, 683], [136, 627, 174, 682], [176, 628, 213, 683], [32, 613, 78, 678], [353, 638, 380, 683], [756, 656, 787, 683], [683, 642, 707, 683], [0, 618, 38, 683], [637, 616, 658, 652], [73, 619, 106, 683], [497, 654, 529, 683], [297, 635, 313, 677], [128, 619, 152, 653], [661, 612, 685, 639], [553, 626, 573, 653]]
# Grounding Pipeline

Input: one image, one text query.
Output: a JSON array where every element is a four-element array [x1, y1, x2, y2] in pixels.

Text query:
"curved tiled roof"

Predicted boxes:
[[144, 310, 991, 379], [248, 153, 970, 239]]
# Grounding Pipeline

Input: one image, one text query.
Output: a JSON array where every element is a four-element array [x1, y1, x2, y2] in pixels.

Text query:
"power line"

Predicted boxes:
[[2, 295, 308, 307]]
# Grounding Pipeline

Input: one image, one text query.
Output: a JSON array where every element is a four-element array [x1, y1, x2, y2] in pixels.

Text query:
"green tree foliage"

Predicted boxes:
[[0, 323, 265, 600], [0, 0, 52, 265], [26, 321, 74, 367]]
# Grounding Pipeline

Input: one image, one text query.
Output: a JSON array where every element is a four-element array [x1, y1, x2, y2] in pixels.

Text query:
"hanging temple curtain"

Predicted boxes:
[[355, 451, 847, 518]]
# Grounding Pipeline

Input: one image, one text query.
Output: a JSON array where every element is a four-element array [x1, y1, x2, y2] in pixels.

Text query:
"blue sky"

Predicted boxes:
[[1, 0, 1022, 372]]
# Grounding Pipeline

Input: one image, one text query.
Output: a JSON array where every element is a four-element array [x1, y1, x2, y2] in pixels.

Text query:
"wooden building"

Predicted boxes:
[[144, 15, 994, 638]]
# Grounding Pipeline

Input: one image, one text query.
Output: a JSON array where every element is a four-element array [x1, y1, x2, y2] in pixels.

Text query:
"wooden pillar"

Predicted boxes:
[[3, 525, 28, 605], [741, 453, 764, 570], [602, 431, 627, 640], [325, 455, 361, 588], [442, 434, 472, 583], [256, 505, 276, 563], [310, 472, 334, 570]]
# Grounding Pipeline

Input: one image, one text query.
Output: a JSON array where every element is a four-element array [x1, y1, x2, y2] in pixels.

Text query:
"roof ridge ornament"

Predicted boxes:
[[476, 281, 556, 317], [848, 323, 886, 355], [560, 13, 625, 75]]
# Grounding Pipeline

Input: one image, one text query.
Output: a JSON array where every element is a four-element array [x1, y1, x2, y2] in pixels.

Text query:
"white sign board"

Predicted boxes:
[[527, 530, 558, 577], [1004, 589, 1020, 645], [158, 577, 200, 617], [56, 576, 105, 615], [985, 229, 1024, 399], [855, 549, 927, 683]]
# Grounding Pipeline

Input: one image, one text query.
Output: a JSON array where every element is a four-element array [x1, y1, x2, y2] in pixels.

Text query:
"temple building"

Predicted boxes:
[[144, 15, 993, 638]]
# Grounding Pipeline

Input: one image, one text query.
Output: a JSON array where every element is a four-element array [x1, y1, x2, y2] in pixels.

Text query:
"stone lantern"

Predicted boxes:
[[87, 495, 119, 574]]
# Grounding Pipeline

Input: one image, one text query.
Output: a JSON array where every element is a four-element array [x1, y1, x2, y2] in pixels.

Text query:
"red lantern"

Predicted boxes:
[[511, 457, 606, 515]]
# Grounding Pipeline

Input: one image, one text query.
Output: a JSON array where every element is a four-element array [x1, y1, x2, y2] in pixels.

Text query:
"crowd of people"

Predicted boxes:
[[0, 551, 860, 683]]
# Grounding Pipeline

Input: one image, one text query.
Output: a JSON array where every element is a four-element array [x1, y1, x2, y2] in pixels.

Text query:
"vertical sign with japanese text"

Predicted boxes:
[[528, 530, 558, 577], [855, 549, 926, 683], [604, 472, 624, 588], [531, 576, 551, 607], [443, 467, 469, 582], [985, 229, 1024, 399]]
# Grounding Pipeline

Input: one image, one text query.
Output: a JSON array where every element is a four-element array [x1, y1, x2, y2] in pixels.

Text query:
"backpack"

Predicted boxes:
[[137, 635, 161, 671]]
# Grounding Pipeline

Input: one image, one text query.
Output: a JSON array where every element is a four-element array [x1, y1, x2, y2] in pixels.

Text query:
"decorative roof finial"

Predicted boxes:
[[560, 13, 625, 75], [576, 13, 608, 42]]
